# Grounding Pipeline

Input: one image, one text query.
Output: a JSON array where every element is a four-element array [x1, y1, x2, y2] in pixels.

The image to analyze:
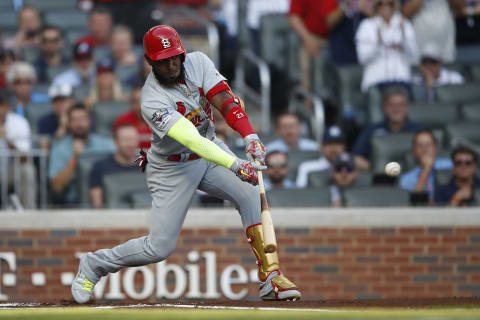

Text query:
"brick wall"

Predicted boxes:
[[1, 225, 480, 302]]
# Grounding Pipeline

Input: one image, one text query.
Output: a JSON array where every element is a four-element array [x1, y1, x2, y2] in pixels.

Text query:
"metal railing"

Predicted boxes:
[[0, 149, 48, 210], [162, 6, 220, 66], [234, 49, 272, 133], [288, 85, 325, 145]]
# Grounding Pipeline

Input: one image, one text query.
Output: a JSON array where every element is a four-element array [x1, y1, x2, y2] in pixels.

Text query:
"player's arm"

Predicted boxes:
[[166, 117, 266, 185], [207, 81, 266, 165]]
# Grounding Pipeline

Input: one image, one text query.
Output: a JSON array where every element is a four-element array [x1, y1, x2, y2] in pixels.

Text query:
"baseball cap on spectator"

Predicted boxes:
[[421, 43, 442, 64], [49, 83, 73, 100], [333, 152, 355, 172], [96, 58, 114, 73], [73, 40, 93, 60], [323, 126, 345, 144]]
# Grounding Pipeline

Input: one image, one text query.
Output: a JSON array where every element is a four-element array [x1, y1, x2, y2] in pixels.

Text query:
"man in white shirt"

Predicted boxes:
[[0, 90, 36, 208], [296, 125, 346, 188], [412, 43, 464, 102], [266, 113, 318, 153]]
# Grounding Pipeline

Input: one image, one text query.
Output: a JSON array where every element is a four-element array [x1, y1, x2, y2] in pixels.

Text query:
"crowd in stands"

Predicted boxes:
[[0, 0, 479, 209]]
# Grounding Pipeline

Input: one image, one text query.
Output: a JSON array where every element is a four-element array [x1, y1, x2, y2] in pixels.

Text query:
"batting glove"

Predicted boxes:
[[230, 158, 266, 186], [134, 149, 148, 172], [244, 134, 266, 166]]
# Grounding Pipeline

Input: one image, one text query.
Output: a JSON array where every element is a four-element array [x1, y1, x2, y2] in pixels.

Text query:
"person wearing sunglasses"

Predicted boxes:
[[5, 61, 49, 117], [330, 152, 358, 207], [355, 0, 418, 92], [435, 145, 480, 207], [264, 151, 296, 192], [34, 25, 71, 84]]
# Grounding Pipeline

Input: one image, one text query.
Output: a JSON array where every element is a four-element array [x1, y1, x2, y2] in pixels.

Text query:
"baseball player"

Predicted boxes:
[[71, 25, 301, 303]]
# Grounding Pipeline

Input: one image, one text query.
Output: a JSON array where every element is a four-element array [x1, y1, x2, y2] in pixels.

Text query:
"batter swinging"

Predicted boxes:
[[71, 25, 301, 303]]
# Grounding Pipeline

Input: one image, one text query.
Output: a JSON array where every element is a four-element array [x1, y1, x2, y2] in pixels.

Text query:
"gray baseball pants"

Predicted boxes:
[[81, 142, 261, 283]]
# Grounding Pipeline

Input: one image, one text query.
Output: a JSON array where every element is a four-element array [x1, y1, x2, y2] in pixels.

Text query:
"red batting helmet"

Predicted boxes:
[[143, 25, 186, 61]]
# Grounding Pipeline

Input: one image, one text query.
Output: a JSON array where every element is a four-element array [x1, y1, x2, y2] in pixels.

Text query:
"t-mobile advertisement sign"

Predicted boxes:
[[0, 251, 259, 302]]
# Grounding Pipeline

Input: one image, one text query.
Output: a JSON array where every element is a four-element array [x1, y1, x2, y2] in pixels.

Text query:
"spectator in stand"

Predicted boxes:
[[48, 103, 115, 206], [352, 86, 421, 170], [6, 62, 49, 117], [402, 0, 457, 63], [452, 0, 480, 44], [78, 6, 113, 48], [296, 125, 347, 188], [412, 43, 464, 102], [53, 40, 96, 89], [127, 57, 151, 88], [89, 124, 139, 208], [3, 6, 42, 53], [34, 26, 70, 84], [84, 58, 126, 110], [0, 50, 16, 89], [0, 89, 36, 209], [263, 151, 296, 191], [38, 83, 76, 151], [266, 113, 318, 153], [110, 25, 139, 85], [400, 129, 452, 203], [329, 0, 373, 66], [355, 0, 418, 92], [288, 0, 334, 90], [112, 86, 151, 149], [435, 145, 480, 206], [329, 152, 358, 207]]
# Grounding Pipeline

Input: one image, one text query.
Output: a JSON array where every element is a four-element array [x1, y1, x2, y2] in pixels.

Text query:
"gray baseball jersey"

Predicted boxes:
[[141, 51, 226, 160]]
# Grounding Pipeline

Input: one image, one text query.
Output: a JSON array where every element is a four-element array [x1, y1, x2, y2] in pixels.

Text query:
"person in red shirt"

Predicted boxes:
[[112, 86, 151, 149], [288, 0, 342, 91]]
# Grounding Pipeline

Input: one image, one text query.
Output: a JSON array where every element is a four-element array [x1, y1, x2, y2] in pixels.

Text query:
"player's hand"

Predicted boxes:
[[230, 158, 266, 186], [244, 134, 266, 166], [134, 149, 148, 172]]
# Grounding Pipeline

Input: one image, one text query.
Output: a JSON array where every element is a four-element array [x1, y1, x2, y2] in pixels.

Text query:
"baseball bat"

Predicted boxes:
[[256, 160, 278, 253]]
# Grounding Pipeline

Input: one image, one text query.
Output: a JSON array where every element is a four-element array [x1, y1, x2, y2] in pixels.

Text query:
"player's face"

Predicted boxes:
[[149, 54, 183, 85]]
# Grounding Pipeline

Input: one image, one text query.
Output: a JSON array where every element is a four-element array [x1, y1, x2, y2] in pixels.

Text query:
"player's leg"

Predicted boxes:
[[72, 159, 208, 303], [198, 160, 301, 301]]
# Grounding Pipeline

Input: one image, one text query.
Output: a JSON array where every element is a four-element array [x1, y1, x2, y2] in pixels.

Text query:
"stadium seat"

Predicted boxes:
[[259, 14, 291, 72], [0, 12, 16, 29], [267, 188, 331, 207], [130, 191, 152, 209], [408, 103, 458, 129], [366, 86, 383, 125], [92, 101, 131, 136], [25, 102, 51, 135], [472, 65, 480, 82], [343, 186, 410, 207], [462, 104, 480, 122], [287, 151, 321, 181], [371, 133, 415, 173], [73, 85, 90, 101], [456, 45, 480, 64], [75, 152, 113, 208], [435, 84, 480, 105], [24, 0, 77, 11], [411, 83, 428, 102], [103, 172, 148, 208], [115, 65, 138, 86], [66, 28, 89, 47], [45, 11, 88, 30], [336, 65, 364, 115], [308, 170, 372, 188], [446, 123, 480, 146], [0, 0, 13, 10]]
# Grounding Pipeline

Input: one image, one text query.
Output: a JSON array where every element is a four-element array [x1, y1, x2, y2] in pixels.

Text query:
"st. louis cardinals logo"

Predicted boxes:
[[161, 37, 171, 49]]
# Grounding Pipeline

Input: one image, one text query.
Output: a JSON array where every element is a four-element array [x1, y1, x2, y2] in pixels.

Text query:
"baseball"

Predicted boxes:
[[385, 162, 401, 176]]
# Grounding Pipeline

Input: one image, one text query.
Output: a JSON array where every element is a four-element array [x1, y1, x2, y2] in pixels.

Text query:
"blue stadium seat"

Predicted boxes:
[[102, 172, 148, 208], [436, 84, 480, 105], [344, 186, 410, 207], [408, 103, 459, 129], [92, 101, 131, 136], [267, 188, 331, 207], [45, 11, 88, 30]]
